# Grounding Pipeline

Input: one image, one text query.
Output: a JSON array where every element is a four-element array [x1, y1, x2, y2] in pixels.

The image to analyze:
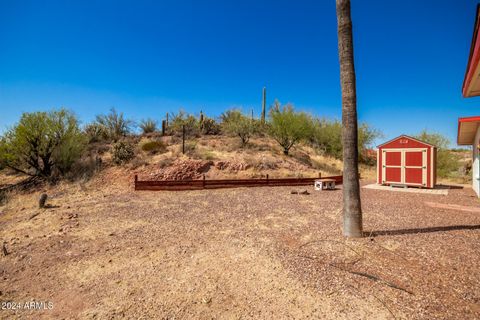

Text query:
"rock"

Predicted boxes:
[[151, 159, 213, 180], [2, 242, 8, 256], [215, 161, 250, 171], [291, 191, 298, 194], [39, 194, 48, 208], [300, 190, 310, 195]]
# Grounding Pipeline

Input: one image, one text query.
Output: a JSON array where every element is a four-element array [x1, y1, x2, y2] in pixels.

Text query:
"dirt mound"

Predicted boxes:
[[150, 159, 213, 180]]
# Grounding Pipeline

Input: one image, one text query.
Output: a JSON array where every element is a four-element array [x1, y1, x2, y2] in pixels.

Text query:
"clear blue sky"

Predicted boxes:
[[0, 0, 479, 147]]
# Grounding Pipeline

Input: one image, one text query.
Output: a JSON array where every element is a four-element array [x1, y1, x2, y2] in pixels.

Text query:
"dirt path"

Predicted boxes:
[[0, 179, 479, 319]]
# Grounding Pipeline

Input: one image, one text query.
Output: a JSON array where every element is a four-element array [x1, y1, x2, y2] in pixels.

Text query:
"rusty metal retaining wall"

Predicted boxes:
[[134, 175, 343, 191]]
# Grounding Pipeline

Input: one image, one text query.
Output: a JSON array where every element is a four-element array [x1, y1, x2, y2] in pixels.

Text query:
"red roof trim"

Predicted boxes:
[[457, 116, 480, 144], [463, 4, 480, 97], [377, 134, 435, 148]]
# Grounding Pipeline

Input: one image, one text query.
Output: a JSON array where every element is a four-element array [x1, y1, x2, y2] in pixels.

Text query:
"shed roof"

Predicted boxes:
[[458, 116, 480, 145], [377, 135, 435, 148], [463, 4, 480, 97]]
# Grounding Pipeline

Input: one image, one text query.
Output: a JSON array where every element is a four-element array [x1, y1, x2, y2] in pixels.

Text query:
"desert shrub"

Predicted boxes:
[[64, 152, 103, 181], [141, 140, 167, 154], [168, 110, 200, 137], [94, 108, 134, 142], [139, 118, 158, 134], [311, 119, 343, 158], [201, 117, 221, 135], [291, 151, 312, 167], [414, 130, 460, 178], [220, 109, 258, 146], [182, 141, 197, 155], [268, 103, 313, 155], [84, 123, 107, 143], [192, 149, 216, 161], [111, 141, 135, 165], [311, 119, 381, 163], [358, 123, 382, 163], [0, 109, 86, 178], [128, 156, 148, 169]]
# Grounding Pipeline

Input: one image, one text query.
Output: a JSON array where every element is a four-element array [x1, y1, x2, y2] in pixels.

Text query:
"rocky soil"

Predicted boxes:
[[0, 171, 479, 319]]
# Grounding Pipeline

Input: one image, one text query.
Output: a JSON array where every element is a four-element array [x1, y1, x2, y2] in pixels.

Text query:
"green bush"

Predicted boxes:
[[141, 140, 167, 154], [94, 108, 134, 142], [84, 122, 107, 143], [201, 117, 221, 135], [0, 109, 86, 178], [414, 130, 460, 178], [311, 118, 381, 163], [111, 141, 135, 165], [268, 103, 313, 155], [168, 110, 200, 137], [311, 119, 343, 158], [139, 118, 158, 134], [220, 109, 258, 146]]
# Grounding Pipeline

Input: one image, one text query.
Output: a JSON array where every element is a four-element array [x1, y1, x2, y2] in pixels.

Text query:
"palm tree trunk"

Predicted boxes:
[[336, 0, 363, 237]]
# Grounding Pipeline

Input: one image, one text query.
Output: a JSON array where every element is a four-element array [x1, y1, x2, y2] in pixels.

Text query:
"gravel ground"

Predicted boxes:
[[0, 174, 479, 319]]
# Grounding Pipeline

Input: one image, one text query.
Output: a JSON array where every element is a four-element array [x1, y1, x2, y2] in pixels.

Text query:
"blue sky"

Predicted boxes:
[[0, 0, 479, 147]]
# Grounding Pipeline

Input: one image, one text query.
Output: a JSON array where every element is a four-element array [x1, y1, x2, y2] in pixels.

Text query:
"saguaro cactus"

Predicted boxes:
[[162, 120, 166, 136], [261, 87, 266, 124], [200, 110, 204, 130], [166, 112, 169, 127]]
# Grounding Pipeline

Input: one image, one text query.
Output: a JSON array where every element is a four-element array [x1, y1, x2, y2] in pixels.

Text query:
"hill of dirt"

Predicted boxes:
[[120, 135, 375, 182]]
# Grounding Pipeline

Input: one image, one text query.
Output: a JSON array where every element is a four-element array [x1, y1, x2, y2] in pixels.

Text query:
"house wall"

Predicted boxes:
[[473, 128, 480, 196]]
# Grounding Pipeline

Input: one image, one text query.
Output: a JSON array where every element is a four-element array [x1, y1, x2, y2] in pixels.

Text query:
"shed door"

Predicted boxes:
[[382, 149, 427, 186], [404, 150, 427, 186]]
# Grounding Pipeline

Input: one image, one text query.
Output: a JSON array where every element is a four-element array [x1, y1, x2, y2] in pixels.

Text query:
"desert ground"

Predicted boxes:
[[0, 167, 479, 320]]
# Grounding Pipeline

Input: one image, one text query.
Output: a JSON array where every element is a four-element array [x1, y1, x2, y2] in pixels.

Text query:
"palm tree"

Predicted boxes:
[[336, 0, 363, 237]]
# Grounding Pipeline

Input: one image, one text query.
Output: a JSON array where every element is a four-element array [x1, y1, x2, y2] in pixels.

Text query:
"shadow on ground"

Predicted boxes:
[[366, 224, 480, 237]]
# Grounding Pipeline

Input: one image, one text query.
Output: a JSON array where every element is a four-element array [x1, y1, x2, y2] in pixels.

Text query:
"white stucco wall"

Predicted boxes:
[[473, 127, 480, 196]]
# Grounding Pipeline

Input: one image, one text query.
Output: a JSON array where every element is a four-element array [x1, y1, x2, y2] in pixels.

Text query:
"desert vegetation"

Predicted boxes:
[[0, 104, 468, 187], [0, 109, 86, 179], [414, 130, 462, 179], [0, 105, 475, 320]]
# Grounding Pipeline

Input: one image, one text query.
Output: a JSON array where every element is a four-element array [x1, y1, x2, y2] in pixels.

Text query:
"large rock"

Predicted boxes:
[[151, 159, 213, 180]]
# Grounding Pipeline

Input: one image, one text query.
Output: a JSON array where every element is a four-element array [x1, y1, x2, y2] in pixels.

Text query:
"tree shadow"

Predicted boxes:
[[42, 204, 61, 209], [366, 224, 480, 237]]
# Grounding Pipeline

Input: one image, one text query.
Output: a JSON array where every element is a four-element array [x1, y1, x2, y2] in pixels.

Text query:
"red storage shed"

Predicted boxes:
[[377, 135, 437, 188]]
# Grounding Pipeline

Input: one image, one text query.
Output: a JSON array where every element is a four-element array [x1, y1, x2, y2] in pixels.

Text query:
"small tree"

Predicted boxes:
[[311, 118, 380, 163], [312, 118, 343, 158], [168, 110, 200, 137], [139, 118, 158, 134], [0, 109, 86, 178], [220, 109, 258, 146], [414, 130, 460, 178], [201, 117, 221, 135], [94, 108, 133, 142], [358, 123, 382, 163], [268, 103, 313, 155], [84, 123, 107, 143]]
